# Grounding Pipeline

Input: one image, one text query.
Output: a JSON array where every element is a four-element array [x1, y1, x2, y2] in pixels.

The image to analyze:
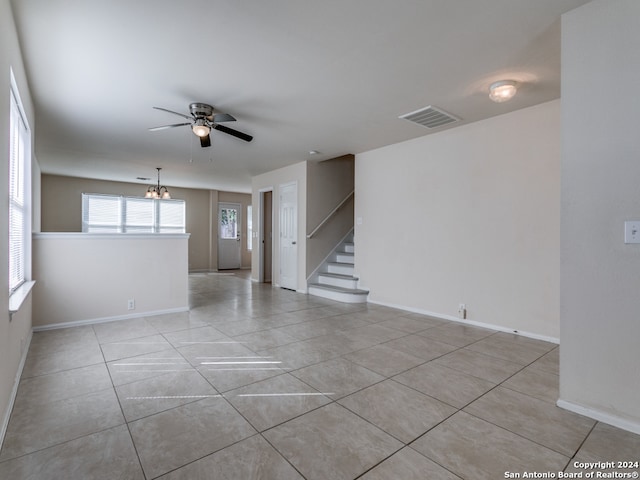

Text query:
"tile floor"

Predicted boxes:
[[1, 272, 639, 479]]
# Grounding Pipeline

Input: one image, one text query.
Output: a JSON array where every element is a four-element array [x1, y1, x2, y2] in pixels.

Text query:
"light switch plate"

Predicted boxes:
[[624, 221, 640, 244]]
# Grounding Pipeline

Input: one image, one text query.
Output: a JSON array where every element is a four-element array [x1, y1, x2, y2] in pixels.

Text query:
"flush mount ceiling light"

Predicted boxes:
[[489, 80, 518, 103], [145, 167, 171, 199]]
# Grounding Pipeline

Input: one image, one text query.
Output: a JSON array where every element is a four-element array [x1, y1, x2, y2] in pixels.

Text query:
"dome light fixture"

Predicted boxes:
[[489, 80, 518, 103]]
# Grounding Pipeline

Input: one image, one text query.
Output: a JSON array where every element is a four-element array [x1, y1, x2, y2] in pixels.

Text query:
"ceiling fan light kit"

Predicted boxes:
[[149, 102, 253, 147]]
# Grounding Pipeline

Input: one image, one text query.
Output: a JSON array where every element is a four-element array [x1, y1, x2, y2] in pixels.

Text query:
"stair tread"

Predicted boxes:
[[328, 261, 354, 266], [318, 272, 359, 280], [309, 283, 369, 295]]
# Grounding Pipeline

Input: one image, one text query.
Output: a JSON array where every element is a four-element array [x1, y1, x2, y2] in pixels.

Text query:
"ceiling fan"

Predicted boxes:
[[149, 102, 253, 147]]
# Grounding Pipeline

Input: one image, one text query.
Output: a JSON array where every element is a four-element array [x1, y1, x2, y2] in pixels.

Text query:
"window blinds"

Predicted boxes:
[[9, 88, 27, 293], [82, 194, 185, 233]]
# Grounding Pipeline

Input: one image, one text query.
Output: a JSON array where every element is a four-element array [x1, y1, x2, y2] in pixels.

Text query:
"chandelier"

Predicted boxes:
[[145, 167, 171, 199]]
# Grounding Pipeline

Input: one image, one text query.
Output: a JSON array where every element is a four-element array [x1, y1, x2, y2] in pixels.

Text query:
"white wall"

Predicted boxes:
[[251, 161, 307, 291], [0, 0, 37, 448], [32, 234, 189, 328], [356, 100, 561, 340], [559, 0, 640, 433]]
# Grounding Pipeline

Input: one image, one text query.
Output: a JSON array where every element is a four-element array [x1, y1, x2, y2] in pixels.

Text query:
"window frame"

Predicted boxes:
[[81, 193, 186, 234], [9, 71, 31, 295]]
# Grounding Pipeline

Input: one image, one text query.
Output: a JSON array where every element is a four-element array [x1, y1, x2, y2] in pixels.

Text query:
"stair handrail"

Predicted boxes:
[[306, 190, 354, 239]]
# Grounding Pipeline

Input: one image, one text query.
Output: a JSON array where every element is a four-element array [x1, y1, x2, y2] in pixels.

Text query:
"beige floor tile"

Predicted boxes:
[[161, 325, 228, 348], [159, 434, 303, 479], [302, 333, 372, 356], [100, 333, 173, 362], [232, 328, 299, 350], [107, 349, 194, 387], [338, 324, 407, 345], [15, 363, 112, 408], [7, 274, 640, 480], [383, 334, 458, 361], [264, 403, 402, 480], [432, 348, 523, 383], [176, 339, 259, 368], [21, 342, 105, 378], [291, 357, 385, 400], [93, 317, 159, 344], [528, 347, 559, 376], [129, 396, 256, 479], [258, 341, 336, 370], [375, 315, 442, 333], [0, 425, 144, 480], [225, 373, 331, 431], [197, 361, 285, 393], [362, 447, 461, 480], [502, 365, 559, 404], [27, 326, 98, 356], [464, 386, 595, 456], [338, 379, 456, 443], [393, 362, 496, 408], [116, 369, 220, 421], [419, 323, 496, 347], [412, 411, 569, 480], [574, 421, 640, 462], [275, 316, 369, 340], [145, 311, 206, 333], [343, 344, 425, 377], [0, 388, 124, 461], [466, 332, 556, 365]]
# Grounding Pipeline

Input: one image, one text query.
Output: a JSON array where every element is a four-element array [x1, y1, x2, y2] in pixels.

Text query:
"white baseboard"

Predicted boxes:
[[366, 298, 560, 344], [1, 329, 33, 452], [32, 307, 189, 332], [557, 399, 640, 435]]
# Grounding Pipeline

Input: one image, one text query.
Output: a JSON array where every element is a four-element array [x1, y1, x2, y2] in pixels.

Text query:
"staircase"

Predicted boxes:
[[308, 233, 369, 303]]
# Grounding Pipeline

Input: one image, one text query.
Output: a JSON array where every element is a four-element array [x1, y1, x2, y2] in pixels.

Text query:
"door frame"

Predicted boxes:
[[278, 181, 298, 291], [258, 188, 274, 283]]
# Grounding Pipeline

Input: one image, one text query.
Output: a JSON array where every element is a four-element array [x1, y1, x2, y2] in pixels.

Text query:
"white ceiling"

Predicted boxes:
[[10, 0, 590, 193]]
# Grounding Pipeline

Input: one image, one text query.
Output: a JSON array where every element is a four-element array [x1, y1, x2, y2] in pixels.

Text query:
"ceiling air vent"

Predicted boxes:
[[399, 105, 459, 129]]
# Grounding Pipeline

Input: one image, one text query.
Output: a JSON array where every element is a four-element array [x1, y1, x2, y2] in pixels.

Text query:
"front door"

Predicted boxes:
[[279, 182, 297, 290], [218, 202, 241, 270]]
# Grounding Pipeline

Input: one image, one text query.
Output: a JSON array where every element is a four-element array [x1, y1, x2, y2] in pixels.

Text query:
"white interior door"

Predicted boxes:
[[218, 202, 241, 270], [279, 182, 297, 290]]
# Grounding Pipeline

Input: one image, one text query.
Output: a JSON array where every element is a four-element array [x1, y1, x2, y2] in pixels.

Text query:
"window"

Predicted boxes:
[[82, 194, 185, 233], [9, 76, 31, 294], [219, 207, 238, 239], [247, 205, 253, 250]]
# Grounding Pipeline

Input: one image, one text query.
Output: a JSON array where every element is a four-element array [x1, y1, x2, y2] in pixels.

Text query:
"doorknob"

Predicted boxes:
[[292, 241, 297, 245]]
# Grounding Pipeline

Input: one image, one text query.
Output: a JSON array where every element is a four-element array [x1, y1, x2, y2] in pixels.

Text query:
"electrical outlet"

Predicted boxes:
[[127, 299, 135, 310], [458, 303, 467, 319]]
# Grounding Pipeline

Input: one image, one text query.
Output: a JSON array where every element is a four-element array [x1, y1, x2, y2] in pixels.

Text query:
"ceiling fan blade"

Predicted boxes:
[[200, 134, 211, 148], [153, 106, 192, 120], [212, 123, 253, 142], [149, 122, 191, 132], [213, 113, 236, 122]]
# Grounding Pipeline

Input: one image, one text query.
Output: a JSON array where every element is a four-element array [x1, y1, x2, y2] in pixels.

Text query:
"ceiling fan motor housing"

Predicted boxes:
[[189, 102, 214, 119]]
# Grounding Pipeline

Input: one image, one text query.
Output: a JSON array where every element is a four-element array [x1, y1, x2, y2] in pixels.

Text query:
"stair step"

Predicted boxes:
[[319, 272, 358, 280], [327, 262, 355, 275], [343, 243, 355, 253], [308, 283, 369, 304], [336, 252, 354, 264], [318, 272, 359, 289]]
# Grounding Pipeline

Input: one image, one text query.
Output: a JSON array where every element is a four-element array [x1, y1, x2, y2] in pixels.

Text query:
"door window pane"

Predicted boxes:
[[220, 208, 237, 239]]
